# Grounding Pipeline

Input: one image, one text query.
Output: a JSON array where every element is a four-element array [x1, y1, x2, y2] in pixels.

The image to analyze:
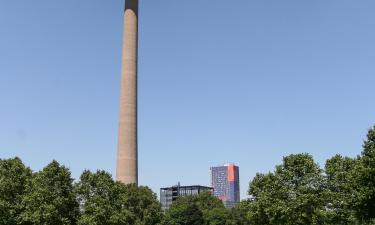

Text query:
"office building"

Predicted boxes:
[[210, 164, 240, 208], [160, 183, 213, 210]]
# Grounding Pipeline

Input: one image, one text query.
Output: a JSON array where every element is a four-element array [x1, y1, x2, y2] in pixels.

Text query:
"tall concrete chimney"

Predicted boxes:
[[116, 0, 138, 184]]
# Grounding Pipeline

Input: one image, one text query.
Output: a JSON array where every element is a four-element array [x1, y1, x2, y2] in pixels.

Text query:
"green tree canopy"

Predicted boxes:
[[354, 126, 375, 223], [0, 157, 32, 225], [194, 191, 225, 211], [75, 170, 162, 225], [232, 200, 257, 225], [162, 191, 233, 225], [325, 154, 358, 224], [18, 160, 79, 225], [247, 154, 326, 225], [1, 124, 375, 225], [162, 197, 204, 225], [204, 207, 234, 225], [195, 191, 233, 225]]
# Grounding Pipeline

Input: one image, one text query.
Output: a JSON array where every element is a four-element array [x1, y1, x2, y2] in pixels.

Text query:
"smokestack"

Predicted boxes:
[[116, 0, 139, 184]]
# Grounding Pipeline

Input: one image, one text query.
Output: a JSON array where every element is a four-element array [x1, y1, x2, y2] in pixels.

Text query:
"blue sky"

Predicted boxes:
[[1, 0, 374, 199]]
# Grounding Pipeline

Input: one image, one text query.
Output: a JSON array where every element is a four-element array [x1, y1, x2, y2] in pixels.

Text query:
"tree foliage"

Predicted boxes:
[[247, 154, 326, 225], [75, 170, 162, 225], [18, 160, 79, 225], [1, 125, 375, 224], [162, 191, 234, 225], [354, 125, 375, 223], [324, 155, 358, 224], [162, 196, 204, 225], [0, 157, 32, 225], [195, 191, 234, 225]]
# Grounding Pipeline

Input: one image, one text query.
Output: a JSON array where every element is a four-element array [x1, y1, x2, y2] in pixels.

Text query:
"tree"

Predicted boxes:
[[232, 200, 255, 225], [75, 170, 117, 225], [324, 155, 359, 224], [162, 197, 204, 225], [247, 154, 326, 225], [194, 191, 225, 212], [18, 160, 79, 225], [75, 170, 163, 225], [195, 191, 234, 225], [162, 191, 234, 225], [116, 183, 164, 225], [353, 126, 375, 223], [205, 207, 234, 225], [0, 157, 32, 225]]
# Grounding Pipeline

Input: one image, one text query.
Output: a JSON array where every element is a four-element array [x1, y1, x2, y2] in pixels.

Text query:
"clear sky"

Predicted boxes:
[[1, 0, 374, 199]]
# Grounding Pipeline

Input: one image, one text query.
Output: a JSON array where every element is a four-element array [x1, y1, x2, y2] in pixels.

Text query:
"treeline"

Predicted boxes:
[[0, 125, 374, 225], [0, 159, 162, 225]]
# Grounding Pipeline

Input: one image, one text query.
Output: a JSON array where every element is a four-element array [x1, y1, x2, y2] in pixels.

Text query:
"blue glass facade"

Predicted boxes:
[[210, 164, 240, 208]]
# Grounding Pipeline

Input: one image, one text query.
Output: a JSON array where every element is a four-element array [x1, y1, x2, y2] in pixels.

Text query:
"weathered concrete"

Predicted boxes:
[[116, 0, 138, 184]]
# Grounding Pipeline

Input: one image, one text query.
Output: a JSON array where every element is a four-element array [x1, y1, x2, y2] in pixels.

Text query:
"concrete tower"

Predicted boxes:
[[116, 0, 139, 184]]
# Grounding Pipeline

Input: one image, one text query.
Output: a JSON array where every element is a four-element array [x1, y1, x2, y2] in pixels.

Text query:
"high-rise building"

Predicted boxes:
[[210, 164, 240, 208], [160, 183, 213, 210]]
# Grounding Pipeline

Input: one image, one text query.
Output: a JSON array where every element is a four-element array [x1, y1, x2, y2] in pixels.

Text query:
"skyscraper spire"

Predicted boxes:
[[116, 0, 139, 184]]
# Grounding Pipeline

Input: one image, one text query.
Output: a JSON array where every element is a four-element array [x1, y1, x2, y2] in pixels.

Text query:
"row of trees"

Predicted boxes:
[[163, 124, 375, 225], [232, 126, 375, 225], [1, 125, 374, 224], [0, 158, 163, 225]]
